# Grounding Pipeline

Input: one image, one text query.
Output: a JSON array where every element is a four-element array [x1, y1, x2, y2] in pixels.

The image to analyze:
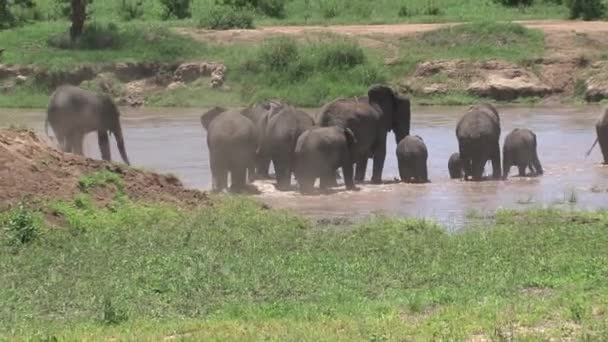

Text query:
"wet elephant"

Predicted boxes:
[[317, 85, 411, 184], [259, 105, 314, 190], [586, 108, 608, 164], [503, 128, 543, 179], [45, 85, 130, 165], [241, 100, 286, 178], [448, 152, 463, 179], [201, 107, 258, 193], [396, 135, 429, 183], [455, 103, 501, 181], [294, 126, 357, 194]]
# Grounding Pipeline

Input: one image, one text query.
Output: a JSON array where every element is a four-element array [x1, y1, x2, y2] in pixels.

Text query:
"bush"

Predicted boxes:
[[316, 39, 365, 69], [160, 0, 191, 19], [493, 0, 534, 6], [3, 203, 39, 245], [257, 0, 286, 18], [0, 0, 36, 30], [198, 5, 254, 29], [567, 0, 606, 20], [48, 22, 121, 50], [119, 0, 144, 21], [398, 4, 414, 17], [259, 37, 299, 71]]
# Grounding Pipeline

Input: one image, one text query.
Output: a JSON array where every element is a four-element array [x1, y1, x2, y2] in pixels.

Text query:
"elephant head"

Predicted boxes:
[[368, 85, 411, 144], [200, 106, 227, 130], [100, 96, 130, 165]]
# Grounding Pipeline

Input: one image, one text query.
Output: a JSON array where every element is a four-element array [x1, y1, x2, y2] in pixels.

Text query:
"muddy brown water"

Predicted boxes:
[[2, 105, 607, 229]]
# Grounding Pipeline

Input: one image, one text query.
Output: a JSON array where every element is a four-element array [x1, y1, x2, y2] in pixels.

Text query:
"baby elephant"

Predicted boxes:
[[294, 126, 357, 194], [503, 128, 543, 179], [448, 152, 463, 179], [396, 135, 429, 183]]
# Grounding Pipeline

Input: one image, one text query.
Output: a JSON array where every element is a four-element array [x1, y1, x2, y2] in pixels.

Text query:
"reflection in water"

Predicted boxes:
[[1, 105, 607, 229]]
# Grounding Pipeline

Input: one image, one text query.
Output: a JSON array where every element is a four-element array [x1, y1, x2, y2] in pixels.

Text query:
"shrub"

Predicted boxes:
[[398, 4, 413, 17], [423, 2, 443, 16], [160, 0, 191, 19], [316, 39, 365, 69], [3, 203, 39, 245], [321, 1, 339, 19], [567, 0, 606, 20], [119, 0, 144, 21], [259, 37, 299, 71], [78, 170, 124, 193], [198, 5, 254, 29], [0, 0, 37, 30], [493, 0, 534, 6], [48, 22, 121, 50], [257, 0, 286, 18]]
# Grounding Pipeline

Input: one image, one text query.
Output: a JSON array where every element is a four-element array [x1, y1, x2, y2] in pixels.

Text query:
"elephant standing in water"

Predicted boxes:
[[586, 108, 608, 164], [259, 106, 314, 190], [45, 85, 130, 165], [448, 153, 463, 179], [503, 128, 543, 179], [317, 85, 411, 184], [201, 107, 258, 193], [455, 103, 501, 181], [294, 126, 357, 194], [396, 135, 429, 183]]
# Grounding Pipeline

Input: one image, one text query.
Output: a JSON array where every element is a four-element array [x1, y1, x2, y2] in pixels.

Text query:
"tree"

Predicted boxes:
[[56, 0, 92, 40]]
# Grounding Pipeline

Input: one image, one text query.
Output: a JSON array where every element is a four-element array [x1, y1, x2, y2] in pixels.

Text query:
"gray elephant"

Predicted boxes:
[[448, 152, 463, 179], [259, 105, 314, 190], [294, 126, 357, 194], [586, 108, 608, 164], [396, 135, 429, 183], [45, 85, 130, 165], [201, 107, 258, 193], [241, 100, 286, 178], [317, 85, 411, 184], [503, 128, 543, 179], [455, 103, 501, 181]]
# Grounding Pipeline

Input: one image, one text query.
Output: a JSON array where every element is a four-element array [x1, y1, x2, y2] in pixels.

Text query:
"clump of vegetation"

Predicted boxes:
[[118, 0, 144, 21], [198, 5, 254, 29], [567, 0, 606, 20], [493, 0, 534, 6], [160, 0, 192, 19], [78, 169, 124, 193], [47, 21, 122, 50], [0, 0, 37, 30], [101, 298, 128, 325], [2, 203, 40, 245], [219, 0, 286, 18]]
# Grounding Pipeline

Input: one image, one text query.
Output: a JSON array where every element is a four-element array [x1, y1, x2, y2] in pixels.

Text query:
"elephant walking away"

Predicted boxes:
[[259, 106, 314, 190], [45, 85, 130, 165], [396, 135, 429, 183], [294, 126, 357, 194], [503, 128, 543, 179], [455, 103, 501, 181], [586, 108, 608, 164], [201, 107, 258, 193], [317, 85, 411, 184], [448, 152, 463, 179]]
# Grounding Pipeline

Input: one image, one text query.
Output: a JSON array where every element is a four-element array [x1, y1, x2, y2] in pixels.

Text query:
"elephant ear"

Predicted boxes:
[[200, 106, 226, 130], [367, 85, 395, 115]]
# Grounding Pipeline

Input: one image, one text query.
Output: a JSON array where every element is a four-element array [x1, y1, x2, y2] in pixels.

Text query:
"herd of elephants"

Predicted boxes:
[[44, 84, 608, 194]]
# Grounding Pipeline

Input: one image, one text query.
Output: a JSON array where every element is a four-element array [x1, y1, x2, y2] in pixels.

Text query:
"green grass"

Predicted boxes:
[[1, 192, 608, 340], [31, 0, 569, 25]]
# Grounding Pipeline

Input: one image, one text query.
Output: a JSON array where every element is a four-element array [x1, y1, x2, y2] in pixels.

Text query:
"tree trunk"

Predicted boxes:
[[70, 0, 86, 41]]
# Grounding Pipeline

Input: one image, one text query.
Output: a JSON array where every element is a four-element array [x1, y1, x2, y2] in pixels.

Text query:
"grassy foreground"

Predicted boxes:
[[2, 181, 608, 340]]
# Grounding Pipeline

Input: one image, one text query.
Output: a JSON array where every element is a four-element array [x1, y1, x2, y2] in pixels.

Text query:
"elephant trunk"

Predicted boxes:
[[113, 126, 130, 165]]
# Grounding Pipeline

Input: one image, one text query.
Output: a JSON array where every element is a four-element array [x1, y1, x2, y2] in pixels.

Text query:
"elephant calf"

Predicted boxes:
[[294, 126, 357, 194], [448, 152, 463, 179], [396, 135, 429, 183], [586, 108, 608, 164], [503, 128, 543, 179], [201, 107, 258, 193]]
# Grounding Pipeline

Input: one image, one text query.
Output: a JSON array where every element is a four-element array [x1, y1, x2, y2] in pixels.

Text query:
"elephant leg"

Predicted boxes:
[[98, 130, 111, 161], [230, 167, 247, 193], [256, 157, 271, 179], [398, 160, 407, 183], [518, 165, 526, 177], [342, 162, 356, 190], [503, 157, 512, 180], [471, 157, 484, 181], [491, 143, 501, 180], [418, 161, 428, 183], [599, 134, 608, 164], [371, 143, 387, 184], [355, 158, 368, 183], [532, 152, 543, 175], [71, 132, 85, 156], [298, 176, 315, 195], [274, 159, 291, 191], [210, 156, 228, 193]]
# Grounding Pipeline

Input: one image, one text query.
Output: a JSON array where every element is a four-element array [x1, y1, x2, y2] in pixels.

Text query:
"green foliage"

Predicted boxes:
[[218, 0, 286, 18], [78, 169, 124, 193], [494, 0, 534, 6], [47, 21, 121, 49], [54, 0, 93, 19], [567, 0, 606, 20], [2, 203, 40, 245], [0, 0, 36, 29], [257, 37, 299, 71], [101, 298, 128, 325], [159, 0, 191, 19], [118, 0, 144, 21], [198, 5, 254, 29]]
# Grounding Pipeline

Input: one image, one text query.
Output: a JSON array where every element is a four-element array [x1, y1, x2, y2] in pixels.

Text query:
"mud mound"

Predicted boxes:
[[0, 129, 208, 208]]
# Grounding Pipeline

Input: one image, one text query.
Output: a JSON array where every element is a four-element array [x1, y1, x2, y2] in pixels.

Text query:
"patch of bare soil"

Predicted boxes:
[[0, 129, 208, 209]]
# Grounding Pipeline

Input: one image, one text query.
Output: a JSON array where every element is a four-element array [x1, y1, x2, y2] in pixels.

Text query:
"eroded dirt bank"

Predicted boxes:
[[0, 129, 208, 208]]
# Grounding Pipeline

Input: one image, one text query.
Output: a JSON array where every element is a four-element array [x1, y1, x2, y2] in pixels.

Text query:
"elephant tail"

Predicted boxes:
[[586, 137, 599, 158]]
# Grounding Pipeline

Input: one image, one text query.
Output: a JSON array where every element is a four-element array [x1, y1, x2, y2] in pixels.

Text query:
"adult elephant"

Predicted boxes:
[[45, 85, 130, 165], [201, 107, 258, 193], [241, 100, 286, 178], [455, 103, 501, 181], [317, 85, 411, 184], [503, 128, 543, 179], [259, 105, 314, 190], [586, 108, 608, 164]]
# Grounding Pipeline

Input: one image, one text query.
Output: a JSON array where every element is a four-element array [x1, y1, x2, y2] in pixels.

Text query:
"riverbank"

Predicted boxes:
[[2, 21, 608, 108]]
